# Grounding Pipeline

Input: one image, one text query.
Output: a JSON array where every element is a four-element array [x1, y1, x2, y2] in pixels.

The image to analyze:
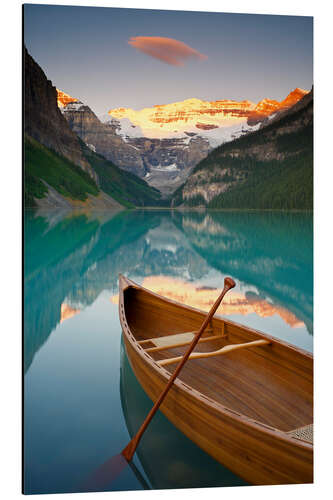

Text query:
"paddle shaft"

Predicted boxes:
[[122, 277, 236, 462]]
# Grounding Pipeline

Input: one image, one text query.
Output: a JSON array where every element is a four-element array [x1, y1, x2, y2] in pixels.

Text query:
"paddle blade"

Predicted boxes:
[[81, 453, 128, 492]]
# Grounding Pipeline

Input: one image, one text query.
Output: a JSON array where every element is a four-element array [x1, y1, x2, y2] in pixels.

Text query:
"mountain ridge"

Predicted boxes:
[[24, 48, 162, 208], [106, 88, 309, 138], [61, 100, 146, 177], [171, 88, 313, 209], [24, 48, 94, 179], [58, 87, 307, 195]]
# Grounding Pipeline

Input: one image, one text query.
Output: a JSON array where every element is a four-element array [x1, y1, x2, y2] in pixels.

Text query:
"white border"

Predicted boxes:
[[1, 1, 331, 499]]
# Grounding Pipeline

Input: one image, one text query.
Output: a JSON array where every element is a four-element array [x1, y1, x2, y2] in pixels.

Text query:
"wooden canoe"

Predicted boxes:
[[118, 274, 313, 486]]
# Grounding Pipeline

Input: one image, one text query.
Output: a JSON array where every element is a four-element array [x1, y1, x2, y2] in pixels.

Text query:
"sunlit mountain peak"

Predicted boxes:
[[106, 89, 308, 139], [56, 89, 78, 108]]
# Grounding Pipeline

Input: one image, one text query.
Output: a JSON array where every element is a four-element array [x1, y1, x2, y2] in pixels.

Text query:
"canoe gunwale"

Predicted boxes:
[[118, 274, 312, 452]]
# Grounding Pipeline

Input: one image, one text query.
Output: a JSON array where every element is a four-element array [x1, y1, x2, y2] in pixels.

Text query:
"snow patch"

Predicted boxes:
[[63, 101, 85, 112], [99, 114, 143, 139], [151, 163, 179, 172], [267, 112, 277, 121], [86, 143, 96, 152], [195, 121, 261, 148]]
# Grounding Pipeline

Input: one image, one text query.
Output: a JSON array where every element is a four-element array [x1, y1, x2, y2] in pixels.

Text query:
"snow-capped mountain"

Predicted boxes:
[[100, 112, 261, 149], [104, 89, 308, 147], [57, 88, 308, 196]]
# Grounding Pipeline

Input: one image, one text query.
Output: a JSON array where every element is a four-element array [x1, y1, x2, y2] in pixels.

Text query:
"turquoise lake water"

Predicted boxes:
[[24, 209, 313, 494]]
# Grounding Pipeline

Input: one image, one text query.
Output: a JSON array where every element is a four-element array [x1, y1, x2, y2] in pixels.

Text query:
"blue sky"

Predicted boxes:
[[24, 4, 313, 115]]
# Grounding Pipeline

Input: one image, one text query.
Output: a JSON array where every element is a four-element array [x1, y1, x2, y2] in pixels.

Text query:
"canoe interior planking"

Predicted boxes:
[[123, 285, 313, 432]]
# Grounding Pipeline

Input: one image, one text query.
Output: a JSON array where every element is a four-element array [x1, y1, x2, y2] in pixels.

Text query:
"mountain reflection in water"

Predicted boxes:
[[24, 208, 312, 493]]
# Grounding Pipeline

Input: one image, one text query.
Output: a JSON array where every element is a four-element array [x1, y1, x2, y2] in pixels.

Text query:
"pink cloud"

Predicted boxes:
[[128, 36, 207, 67]]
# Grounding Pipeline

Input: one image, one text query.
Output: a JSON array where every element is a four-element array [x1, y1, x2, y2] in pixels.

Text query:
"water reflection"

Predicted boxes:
[[25, 208, 312, 373], [24, 212, 100, 372], [111, 276, 305, 328], [24, 208, 313, 493], [174, 211, 313, 335]]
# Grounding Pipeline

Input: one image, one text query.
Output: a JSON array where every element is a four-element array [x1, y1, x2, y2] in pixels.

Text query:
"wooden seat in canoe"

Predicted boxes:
[[138, 329, 219, 353], [158, 338, 271, 366]]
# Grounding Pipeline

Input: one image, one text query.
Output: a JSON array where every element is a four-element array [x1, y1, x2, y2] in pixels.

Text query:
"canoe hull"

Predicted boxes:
[[124, 336, 312, 485]]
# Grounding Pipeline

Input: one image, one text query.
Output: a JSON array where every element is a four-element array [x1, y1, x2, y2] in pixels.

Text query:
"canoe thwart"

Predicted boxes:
[[157, 339, 271, 367]]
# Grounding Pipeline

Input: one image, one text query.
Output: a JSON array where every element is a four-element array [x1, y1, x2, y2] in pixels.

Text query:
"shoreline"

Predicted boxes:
[[24, 206, 313, 213]]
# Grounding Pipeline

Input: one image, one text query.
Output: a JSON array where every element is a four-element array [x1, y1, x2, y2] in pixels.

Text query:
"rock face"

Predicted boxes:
[[125, 135, 211, 195], [261, 87, 313, 127], [248, 88, 309, 125], [24, 47, 94, 178], [61, 101, 146, 177], [61, 97, 211, 194]]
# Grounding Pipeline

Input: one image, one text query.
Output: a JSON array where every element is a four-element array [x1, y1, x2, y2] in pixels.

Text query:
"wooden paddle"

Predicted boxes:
[[82, 277, 235, 491], [122, 276, 236, 462]]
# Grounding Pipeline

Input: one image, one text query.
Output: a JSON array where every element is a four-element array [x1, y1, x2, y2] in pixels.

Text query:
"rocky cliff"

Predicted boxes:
[[260, 87, 313, 127], [61, 98, 211, 195], [24, 47, 94, 178], [124, 135, 211, 195], [24, 48, 162, 208], [61, 101, 146, 177], [248, 88, 308, 125], [172, 88, 313, 209]]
